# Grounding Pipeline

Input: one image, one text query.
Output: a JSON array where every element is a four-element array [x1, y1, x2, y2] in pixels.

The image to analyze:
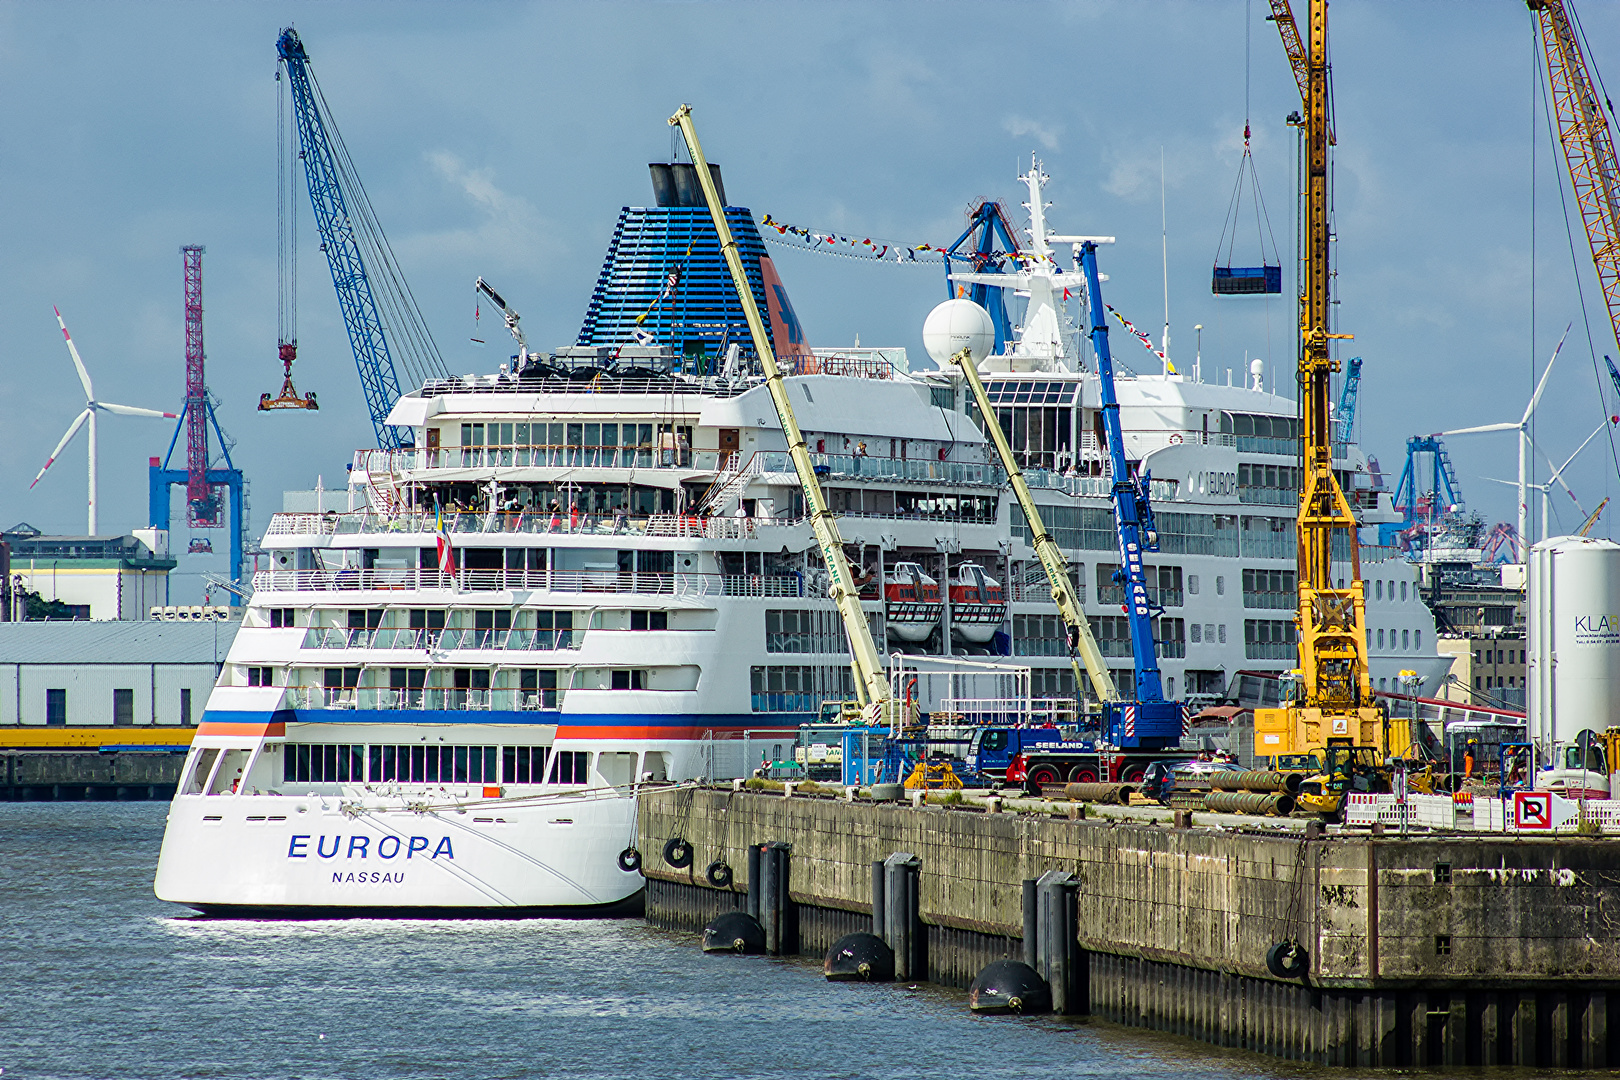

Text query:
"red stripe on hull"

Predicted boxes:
[[198, 721, 288, 737], [554, 725, 797, 740]]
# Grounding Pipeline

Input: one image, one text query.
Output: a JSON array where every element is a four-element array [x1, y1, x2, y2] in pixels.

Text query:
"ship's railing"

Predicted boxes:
[[254, 568, 805, 598], [1021, 471, 1181, 502], [283, 686, 563, 711], [265, 509, 768, 539], [1009, 579, 1085, 604], [930, 697, 1080, 728], [301, 626, 583, 652], [757, 451, 1005, 488]]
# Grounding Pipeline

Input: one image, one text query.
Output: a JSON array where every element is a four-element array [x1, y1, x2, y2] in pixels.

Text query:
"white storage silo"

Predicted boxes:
[[1528, 536, 1620, 758]]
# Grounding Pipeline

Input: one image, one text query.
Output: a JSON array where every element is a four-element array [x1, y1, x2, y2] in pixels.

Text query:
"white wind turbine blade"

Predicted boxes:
[[53, 306, 94, 401], [30, 408, 90, 488], [98, 402, 177, 419], [1522, 324, 1571, 426], [1440, 422, 1518, 436]]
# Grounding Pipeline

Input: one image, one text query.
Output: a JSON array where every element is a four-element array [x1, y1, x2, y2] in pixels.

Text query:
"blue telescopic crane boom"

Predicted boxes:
[[277, 27, 437, 451], [1079, 241, 1166, 704]]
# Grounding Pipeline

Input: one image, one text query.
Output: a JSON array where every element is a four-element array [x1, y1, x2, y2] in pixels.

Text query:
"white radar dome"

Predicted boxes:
[[923, 299, 995, 367]]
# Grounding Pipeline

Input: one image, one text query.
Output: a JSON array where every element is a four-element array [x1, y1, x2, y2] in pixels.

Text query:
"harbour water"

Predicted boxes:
[[0, 803, 1310, 1080]]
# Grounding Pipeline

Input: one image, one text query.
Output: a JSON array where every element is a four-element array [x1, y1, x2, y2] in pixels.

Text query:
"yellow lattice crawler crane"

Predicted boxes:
[[1252, 0, 1397, 768]]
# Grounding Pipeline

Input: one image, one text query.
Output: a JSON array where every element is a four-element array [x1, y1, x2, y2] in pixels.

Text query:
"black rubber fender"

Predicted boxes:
[[705, 860, 733, 889], [1266, 940, 1309, 979], [617, 847, 642, 873], [662, 836, 694, 869]]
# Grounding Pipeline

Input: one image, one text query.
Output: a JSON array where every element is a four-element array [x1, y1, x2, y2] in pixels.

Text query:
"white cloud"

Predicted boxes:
[[1003, 115, 1060, 151], [406, 150, 557, 268]]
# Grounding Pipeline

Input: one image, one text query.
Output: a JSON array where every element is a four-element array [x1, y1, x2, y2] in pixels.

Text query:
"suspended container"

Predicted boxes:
[[1212, 265, 1282, 295], [1212, 139, 1283, 295]]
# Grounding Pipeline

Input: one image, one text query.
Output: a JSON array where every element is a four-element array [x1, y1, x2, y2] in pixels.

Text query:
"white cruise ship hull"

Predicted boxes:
[[155, 786, 640, 914]]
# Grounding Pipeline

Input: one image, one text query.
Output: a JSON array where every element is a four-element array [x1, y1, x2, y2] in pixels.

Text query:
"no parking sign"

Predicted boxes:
[[1514, 791, 1554, 830]]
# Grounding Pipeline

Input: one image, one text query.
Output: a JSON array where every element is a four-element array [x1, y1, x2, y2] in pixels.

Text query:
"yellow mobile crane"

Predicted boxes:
[[928, 314, 1119, 705], [670, 105, 897, 725], [1254, 0, 1397, 764]]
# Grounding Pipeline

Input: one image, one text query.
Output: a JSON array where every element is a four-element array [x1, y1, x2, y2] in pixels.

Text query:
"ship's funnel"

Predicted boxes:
[[649, 163, 728, 208]]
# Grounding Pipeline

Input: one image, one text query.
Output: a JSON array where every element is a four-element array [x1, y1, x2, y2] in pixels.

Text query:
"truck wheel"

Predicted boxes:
[[1027, 764, 1062, 787], [1068, 764, 1099, 784], [1121, 763, 1148, 785]]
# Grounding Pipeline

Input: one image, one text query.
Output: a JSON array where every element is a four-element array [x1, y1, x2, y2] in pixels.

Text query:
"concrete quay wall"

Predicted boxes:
[[639, 786, 1620, 1067], [1, 751, 183, 800]]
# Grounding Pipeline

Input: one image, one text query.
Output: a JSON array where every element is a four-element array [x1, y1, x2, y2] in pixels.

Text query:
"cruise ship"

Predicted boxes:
[[154, 158, 1445, 913]]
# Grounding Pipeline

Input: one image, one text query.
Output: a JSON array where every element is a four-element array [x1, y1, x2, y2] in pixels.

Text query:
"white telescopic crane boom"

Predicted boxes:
[[474, 277, 529, 364], [669, 104, 893, 718]]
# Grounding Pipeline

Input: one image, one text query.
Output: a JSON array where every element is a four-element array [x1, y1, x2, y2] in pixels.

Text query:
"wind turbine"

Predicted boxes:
[[1482, 416, 1614, 540], [30, 307, 177, 535], [1438, 327, 1568, 567]]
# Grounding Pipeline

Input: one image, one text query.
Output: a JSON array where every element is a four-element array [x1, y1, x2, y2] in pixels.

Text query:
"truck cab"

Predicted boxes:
[[965, 727, 1069, 781]]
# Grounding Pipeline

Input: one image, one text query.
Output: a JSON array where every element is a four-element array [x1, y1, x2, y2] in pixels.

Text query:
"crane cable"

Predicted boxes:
[[1213, 0, 1283, 276]]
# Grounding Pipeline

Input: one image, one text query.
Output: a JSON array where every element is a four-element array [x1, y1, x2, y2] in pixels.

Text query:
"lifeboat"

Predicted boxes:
[[949, 563, 1008, 644], [884, 561, 943, 642]]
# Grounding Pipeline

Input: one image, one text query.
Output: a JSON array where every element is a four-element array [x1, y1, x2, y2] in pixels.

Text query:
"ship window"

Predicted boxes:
[[246, 667, 273, 687], [208, 749, 250, 795], [269, 608, 296, 628], [473, 609, 513, 631], [285, 743, 365, 784], [503, 745, 552, 784], [348, 609, 382, 629], [185, 748, 220, 794], [519, 669, 561, 709], [1400, 581, 1408, 601], [324, 668, 360, 689], [366, 744, 496, 784], [1416, 630, 1422, 650], [1402, 630, 1410, 650], [630, 610, 669, 631], [611, 669, 646, 690], [409, 609, 447, 631], [550, 750, 591, 785]]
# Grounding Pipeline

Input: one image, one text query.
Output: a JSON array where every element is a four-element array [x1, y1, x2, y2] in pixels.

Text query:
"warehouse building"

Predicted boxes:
[[2, 523, 177, 621], [0, 620, 237, 727]]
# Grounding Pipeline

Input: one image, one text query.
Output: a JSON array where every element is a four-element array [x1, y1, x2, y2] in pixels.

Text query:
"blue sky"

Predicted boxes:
[[2, 1, 1617, 600]]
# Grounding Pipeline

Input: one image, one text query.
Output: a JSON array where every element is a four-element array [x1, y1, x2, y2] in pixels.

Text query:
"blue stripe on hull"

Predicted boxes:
[[198, 709, 816, 731]]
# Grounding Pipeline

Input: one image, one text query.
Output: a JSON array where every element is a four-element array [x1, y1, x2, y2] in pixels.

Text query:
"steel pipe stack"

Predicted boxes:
[[1209, 770, 1303, 795], [1202, 790, 1296, 816], [1063, 782, 1135, 804]]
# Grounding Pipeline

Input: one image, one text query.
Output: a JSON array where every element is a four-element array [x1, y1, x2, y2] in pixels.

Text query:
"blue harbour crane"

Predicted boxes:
[[1077, 241, 1186, 749], [942, 201, 1022, 355], [1334, 356, 1362, 444], [270, 27, 446, 451]]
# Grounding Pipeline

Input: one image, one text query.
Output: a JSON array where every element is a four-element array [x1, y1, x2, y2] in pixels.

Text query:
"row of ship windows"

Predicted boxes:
[[281, 743, 590, 786]]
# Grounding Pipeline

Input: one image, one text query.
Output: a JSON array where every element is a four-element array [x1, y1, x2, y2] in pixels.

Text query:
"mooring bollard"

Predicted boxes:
[[1021, 878, 1039, 968], [871, 859, 886, 937], [1034, 870, 1083, 1015], [753, 841, 794, 956], [746, 843, 762, 920], [882, 851, 924, 981]]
